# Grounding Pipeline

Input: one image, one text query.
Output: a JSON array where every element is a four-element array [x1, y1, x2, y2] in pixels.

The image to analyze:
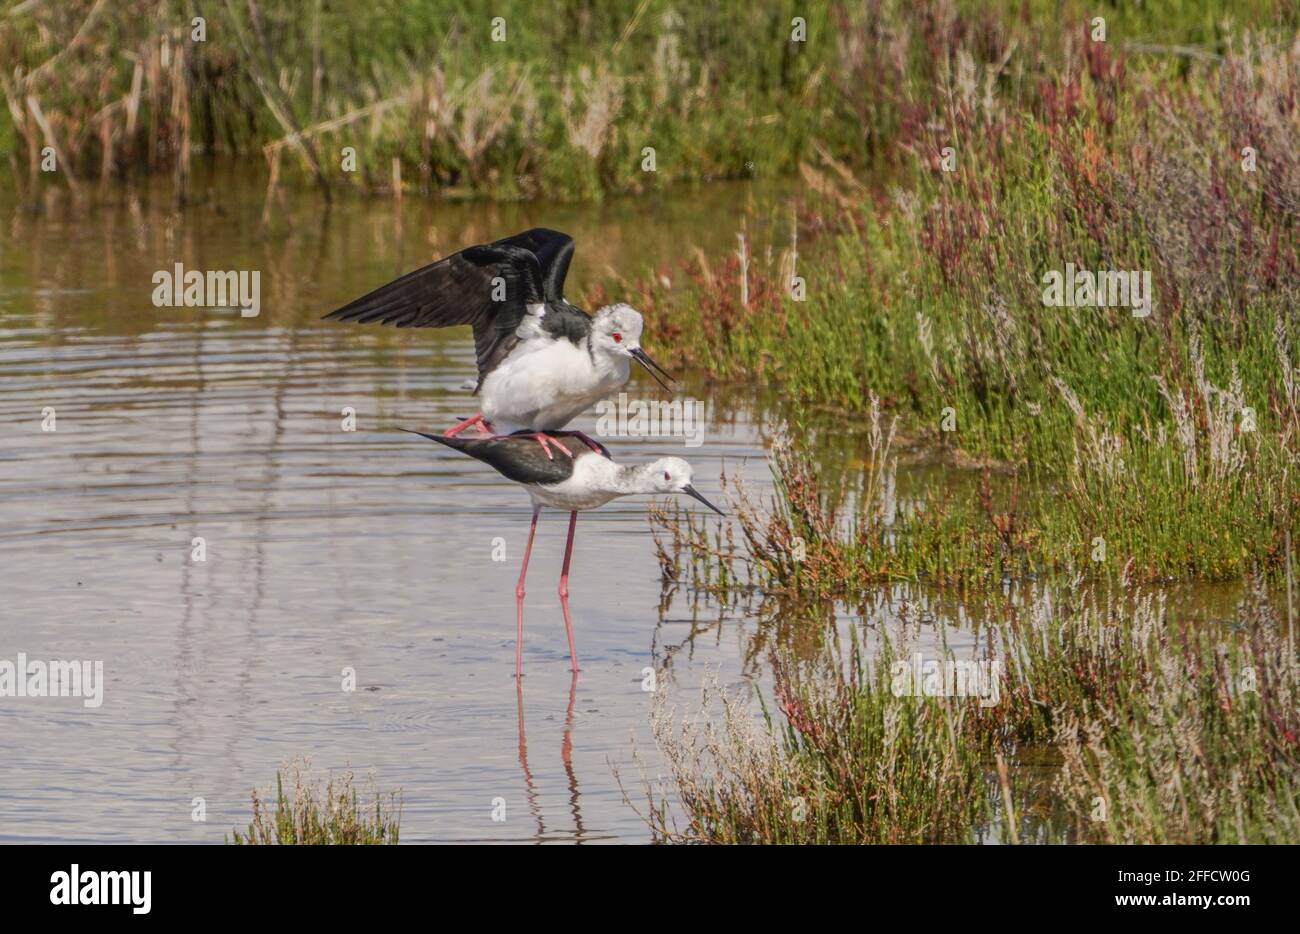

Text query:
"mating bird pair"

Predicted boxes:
[[324, 228, 723, 675]]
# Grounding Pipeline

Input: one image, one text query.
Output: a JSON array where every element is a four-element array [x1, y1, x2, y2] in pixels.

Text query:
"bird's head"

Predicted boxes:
[[592, 304, 674, 391], [642, 457, 725, 515]]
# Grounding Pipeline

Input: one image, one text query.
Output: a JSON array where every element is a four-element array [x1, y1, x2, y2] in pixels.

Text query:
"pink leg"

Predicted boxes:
[[514, 507, 540, 678], [526, 432, 574, 461], [558, 510, 579, 673], [445, 413, 494, 438]]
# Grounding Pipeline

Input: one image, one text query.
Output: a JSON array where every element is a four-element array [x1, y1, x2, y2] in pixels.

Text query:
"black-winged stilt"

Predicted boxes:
[[324, 228, 674, 459], [403, 429, 723, 676]]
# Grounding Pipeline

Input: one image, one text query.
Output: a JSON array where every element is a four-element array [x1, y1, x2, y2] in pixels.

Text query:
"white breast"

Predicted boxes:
[[478, 336, 629, 433]]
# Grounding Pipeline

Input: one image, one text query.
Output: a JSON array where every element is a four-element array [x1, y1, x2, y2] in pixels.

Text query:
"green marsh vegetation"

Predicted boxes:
[[227, 762, 401, 845], [643, 3, 1299, 844], [648, 577, 1298, 843], [644, 4, 1299, 585], [2, 0, 864, 203]]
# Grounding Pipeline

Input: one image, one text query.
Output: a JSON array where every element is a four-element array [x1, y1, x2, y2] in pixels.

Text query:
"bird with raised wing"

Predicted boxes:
[[402, 428, 724, 676], [324, 229, 674, 459]]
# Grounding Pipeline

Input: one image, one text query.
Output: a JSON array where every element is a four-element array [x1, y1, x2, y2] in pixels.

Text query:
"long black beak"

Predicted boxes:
[[630, 347, 675, 392], [682, 484, 726, 516]]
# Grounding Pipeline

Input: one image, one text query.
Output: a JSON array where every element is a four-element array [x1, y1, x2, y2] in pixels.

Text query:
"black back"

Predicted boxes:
[[323, 229, 589, 382], [403, 429, 609, 486]]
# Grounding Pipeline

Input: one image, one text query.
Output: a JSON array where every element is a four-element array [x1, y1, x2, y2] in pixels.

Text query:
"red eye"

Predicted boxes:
[[664, 471, 670, 481], [612, 332, 622, 342]]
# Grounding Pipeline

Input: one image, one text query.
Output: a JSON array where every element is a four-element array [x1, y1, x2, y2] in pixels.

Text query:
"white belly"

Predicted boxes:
[[525, 482, 620, 511], [478, 339, 629, 433]]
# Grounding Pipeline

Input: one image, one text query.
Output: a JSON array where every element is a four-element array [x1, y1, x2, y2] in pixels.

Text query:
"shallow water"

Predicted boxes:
[[0, 171, 819, 843], [0, 171, 1259, 844]]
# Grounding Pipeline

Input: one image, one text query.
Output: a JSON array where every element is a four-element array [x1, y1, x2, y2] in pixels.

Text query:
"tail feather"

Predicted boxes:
[[398, 427, 468, 451]]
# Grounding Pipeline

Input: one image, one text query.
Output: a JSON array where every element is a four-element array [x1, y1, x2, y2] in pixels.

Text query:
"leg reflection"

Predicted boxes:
[[562, 670, 586, 842], [513, 670, 586, 843], [515, 677, 545, 843]]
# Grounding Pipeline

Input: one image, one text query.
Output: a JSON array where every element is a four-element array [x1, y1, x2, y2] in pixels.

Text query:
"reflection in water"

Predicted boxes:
[[515, 673, 585, 844], [560, 671, 584, 841]]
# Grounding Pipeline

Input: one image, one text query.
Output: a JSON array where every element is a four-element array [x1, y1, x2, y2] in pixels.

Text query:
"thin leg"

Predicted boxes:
[[445, 413, 494, 438], [515, 506, 540, 678], [558, 510, 579, 672]]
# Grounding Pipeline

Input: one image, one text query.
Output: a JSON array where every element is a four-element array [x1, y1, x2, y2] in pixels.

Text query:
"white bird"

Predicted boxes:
[[324, 228, 674, 459], [403, 428, 724, 677]]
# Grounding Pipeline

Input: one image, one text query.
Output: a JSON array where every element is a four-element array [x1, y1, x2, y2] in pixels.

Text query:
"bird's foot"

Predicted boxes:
[[444, 413, 494, 438], [525, 432, 573, 461], [569, 431, 611, 458]]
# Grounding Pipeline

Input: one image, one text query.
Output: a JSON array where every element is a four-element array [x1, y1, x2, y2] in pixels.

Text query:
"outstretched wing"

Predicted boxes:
[[322, 229, 576, 381]]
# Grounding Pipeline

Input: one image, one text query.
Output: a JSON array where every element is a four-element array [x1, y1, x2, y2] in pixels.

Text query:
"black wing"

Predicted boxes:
[[322, 229, 578, 381], [492, 228, 575, 301], [402, 429, 580, 486]]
